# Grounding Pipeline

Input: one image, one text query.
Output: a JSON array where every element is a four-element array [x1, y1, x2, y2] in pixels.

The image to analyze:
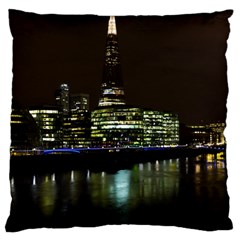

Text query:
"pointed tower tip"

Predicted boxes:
[[108, 16, 117, 35]]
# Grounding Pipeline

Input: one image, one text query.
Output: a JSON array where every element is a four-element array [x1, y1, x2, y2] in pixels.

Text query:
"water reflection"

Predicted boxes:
[[8, 152, 229, 230], [38, 175, 56, 216]]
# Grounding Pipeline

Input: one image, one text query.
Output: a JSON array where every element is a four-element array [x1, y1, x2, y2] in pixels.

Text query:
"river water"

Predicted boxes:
[[6, 153, 232, 231]]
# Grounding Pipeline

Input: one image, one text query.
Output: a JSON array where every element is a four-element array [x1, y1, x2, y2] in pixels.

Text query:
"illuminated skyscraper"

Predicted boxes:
[[98, 16, 125, 107], [91, 16, 180, 147], [55, 83, 70, 115]]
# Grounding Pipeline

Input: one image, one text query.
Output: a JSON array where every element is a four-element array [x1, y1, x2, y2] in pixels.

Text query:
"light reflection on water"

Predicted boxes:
[[8, 153, 229, 230]]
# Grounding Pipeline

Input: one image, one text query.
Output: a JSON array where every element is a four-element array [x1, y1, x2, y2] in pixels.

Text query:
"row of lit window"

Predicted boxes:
[[43, 133, 56, 137], [42, 126, 54, 129], [42, 137, 55, 141], [99, 101, 125, 107], [92, 120, 143, 126], [11, 114, 23, 118], [11, 120, 24, 124], [30, 110, 58, 114], [101, 124, 142, 129], [103, 88, 124, 95], [63, 138, 88, 141], [93, 108, 141, 114]]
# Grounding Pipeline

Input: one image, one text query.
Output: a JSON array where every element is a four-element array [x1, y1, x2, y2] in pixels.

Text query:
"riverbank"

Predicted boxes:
[[10, 146, 225, 175]]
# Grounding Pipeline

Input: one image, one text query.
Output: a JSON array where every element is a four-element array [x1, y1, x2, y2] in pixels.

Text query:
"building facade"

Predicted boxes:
[[180, 122, 225, 146], [55, 83, 70, 115], [207, 122, 225, 145], [29, 106, 62, 149], [143, 110, 163, 146], [143, 110, 179, 147], [91, 106, 143, 147], [161, 112, 179, 146], [62, 109, 91, 148], [11, 104, 41, 150]]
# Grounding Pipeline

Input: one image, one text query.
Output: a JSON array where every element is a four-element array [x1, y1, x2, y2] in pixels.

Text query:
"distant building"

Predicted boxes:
[[70, 93, 89, 111], [185, 125, 210, 146], [29, 106, 62, 149], [55, 83, 70, 115], [161, 112, 179, 146], [207, 122, 226, 145], [61, 93, 91, 148], [11, 104, 41, 150], [180, 122, 225, 146]]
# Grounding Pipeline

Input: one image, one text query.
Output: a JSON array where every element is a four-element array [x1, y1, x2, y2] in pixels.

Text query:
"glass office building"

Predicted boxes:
[[29, 107, 62, 149], [91, 107, 143, 147], [55, 83, 70, 115], [143, 110, 163, 146], [11, 106, 41, 150], [62, 109, 91, 148], [161, 112, 179, 146]]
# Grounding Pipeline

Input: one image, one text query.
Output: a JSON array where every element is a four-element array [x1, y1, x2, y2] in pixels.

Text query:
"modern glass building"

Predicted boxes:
[[29, 106, 62, 149], [11, 104, 41, 151], [91, 107, 143, 147], [62, 109, 91, 148], [55, 83, 70, 115], [98, 16, 125, 107], [161, 112, 179, 146], [143, 110, 163, 146], [143, 110, 180, 146]]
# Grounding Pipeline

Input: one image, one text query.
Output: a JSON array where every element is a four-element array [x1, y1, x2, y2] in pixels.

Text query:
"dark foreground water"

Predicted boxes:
[[6, 153, 232, 231]]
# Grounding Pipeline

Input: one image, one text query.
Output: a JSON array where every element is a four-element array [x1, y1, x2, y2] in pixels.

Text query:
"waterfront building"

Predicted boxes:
[[143, 110, 163, 146], [55, 83, 70, 115], [185, 125, 211, 146], [62, 109, 91, 148], [70, 93, 89, 111], [180, 122, 225, 146], [161, 112, 180, 146], [143, 110, 179, 147], [11, 103, 41, 151], [207, 122, 225, 145], [29, 106, 62, 149], [91, 106, 143, 147]]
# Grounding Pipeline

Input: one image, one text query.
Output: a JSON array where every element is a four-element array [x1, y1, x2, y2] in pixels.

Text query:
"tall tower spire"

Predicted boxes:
[[98, 16, 126, 107], [108, 16, 117, 35]]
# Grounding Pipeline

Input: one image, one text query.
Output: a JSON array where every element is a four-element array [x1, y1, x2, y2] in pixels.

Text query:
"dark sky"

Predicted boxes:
[[9, 9, 232, 125]]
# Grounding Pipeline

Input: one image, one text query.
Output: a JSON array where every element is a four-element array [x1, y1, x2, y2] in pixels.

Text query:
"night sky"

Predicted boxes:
[[9, 9, 232, 125]]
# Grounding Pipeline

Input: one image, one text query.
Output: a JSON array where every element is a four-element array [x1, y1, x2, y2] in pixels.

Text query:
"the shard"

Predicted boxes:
[[98, 16, 126, 107]]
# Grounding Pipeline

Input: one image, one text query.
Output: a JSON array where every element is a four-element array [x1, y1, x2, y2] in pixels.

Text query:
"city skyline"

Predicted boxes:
[[6, 8, 232, 233], [10, 10, 231, 124]]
